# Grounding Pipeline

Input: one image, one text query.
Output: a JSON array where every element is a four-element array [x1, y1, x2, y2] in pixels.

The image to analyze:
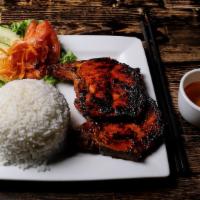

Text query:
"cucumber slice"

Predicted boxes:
[[0, 26, 20, 46], [0, 42, 9, 51]]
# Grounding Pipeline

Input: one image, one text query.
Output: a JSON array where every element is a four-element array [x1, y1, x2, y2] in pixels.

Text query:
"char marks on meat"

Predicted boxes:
[[48, 57, 164, 161], [49, 58, 147, 120], [77, 99, 163, 161]]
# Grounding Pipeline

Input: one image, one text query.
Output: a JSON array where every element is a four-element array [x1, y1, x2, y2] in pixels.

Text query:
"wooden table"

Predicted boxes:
[[0, 1, 200, 199]]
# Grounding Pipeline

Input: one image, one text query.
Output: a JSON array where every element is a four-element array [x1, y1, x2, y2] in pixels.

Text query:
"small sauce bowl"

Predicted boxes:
[[178, 69, 200, 128]]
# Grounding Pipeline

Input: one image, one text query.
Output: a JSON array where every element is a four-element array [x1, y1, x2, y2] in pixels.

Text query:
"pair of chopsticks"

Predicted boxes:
[[141, 11, 189, 176]]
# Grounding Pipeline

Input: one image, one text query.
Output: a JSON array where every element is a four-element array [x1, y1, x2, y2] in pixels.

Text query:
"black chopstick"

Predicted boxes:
[[141, 11, 189, 176], [158, 0, 166, 8]]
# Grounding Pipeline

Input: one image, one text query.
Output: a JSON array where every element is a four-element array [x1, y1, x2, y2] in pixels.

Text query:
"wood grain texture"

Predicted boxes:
[[0, 0, 200, 199], [165, 0, 200, 8], [158, 22, 200, 63], [0, 176, 199, 199]]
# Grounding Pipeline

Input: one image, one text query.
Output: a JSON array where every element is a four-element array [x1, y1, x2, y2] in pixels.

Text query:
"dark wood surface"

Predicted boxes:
[[0, 0, 200, 199]]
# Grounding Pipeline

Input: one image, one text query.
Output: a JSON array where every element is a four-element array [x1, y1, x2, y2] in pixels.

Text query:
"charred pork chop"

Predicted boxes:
[[48, 58, 147, 120], [77, 99, 163, 161]]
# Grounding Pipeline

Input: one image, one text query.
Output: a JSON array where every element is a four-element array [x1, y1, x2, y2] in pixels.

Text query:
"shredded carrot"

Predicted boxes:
[[19, 51, 25, 79], [0, 42, 39, 80], [0, 20, 60, 81]]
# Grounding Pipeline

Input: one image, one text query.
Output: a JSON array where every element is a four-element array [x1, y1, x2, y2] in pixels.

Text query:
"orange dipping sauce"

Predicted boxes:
[[185, 81, 200, 107]]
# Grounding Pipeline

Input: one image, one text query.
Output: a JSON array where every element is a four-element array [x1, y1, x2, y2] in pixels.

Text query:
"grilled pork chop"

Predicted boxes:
[[49, 57, 163, 160], [77, 99, 163, 161], [48, 58, 147, 120]]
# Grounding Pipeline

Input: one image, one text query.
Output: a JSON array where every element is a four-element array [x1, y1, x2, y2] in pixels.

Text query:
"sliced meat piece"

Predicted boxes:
[[48, 58, 147, 120], [77, 99, 163, 161]]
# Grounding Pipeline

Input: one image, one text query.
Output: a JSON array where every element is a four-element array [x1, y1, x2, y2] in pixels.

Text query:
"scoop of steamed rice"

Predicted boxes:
[[0, 79, 70, 167]]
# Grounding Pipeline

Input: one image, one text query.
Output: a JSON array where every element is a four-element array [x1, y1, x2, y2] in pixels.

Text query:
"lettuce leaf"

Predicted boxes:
[[0, 80, 5, 88], [43, 75, 58, 85], [60, 49, 77, 64], [10, 19, 32, 37]]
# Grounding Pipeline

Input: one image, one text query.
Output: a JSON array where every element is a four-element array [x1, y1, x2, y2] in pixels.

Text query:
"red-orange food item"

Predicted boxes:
[[77, 99, 163, 161], [48, 58, 164, 161], [48, 58, 147, 120], [0, 20, 60, 81]]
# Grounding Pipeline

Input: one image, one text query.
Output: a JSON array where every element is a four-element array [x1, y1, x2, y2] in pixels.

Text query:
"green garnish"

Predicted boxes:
[[60, 50, 77, 64], [43, 75, 58, 85], [0, 80, 5, 88], [10, 19, 32, 37]]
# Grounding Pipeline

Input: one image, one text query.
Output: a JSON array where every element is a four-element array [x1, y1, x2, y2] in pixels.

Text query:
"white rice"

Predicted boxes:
[[0, 79, 70, 168]]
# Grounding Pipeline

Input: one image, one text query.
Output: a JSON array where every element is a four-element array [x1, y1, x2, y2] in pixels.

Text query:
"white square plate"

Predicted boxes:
[[0, 36, 170, 181]]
